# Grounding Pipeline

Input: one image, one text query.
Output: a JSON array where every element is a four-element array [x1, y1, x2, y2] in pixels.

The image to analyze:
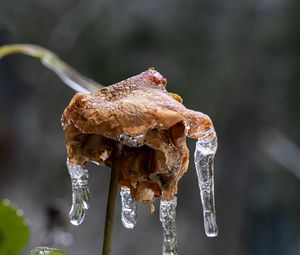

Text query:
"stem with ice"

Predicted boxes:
[[194, 132, 218, 237], [160, 197, 178, 255], [0, 43, 101, 224], [120, 187, 137, 229], [0, 44, 102, 93], [67, 161, 90, 225]]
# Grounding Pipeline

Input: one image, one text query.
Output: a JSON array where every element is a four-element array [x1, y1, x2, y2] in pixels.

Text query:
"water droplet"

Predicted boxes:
[[67, 161, 89, 225], [54, 230, 74, 246], [116, 133, 145, 147], [16, 209, 24, 217], [160, 197, 178, 255], [120, 187, 137, 229], [194, 132, 218, 237], [29, 246, 68, 255], [3, 199, 10, 206]]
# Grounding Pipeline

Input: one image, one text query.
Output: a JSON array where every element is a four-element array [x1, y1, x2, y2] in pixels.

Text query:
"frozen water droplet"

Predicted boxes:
[[54, 230, 74, 246], [29, 246, 68, 255], [120, 187, 137, 229], [67, 161, 90, 225], [116, 133, 145, 147], [3, 199, 11, 206], [160, 197, 178, 255], [194, 132, 218, 237]]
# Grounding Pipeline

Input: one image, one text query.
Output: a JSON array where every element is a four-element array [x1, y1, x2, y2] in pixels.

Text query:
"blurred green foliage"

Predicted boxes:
[[0, 199, 30, 255]]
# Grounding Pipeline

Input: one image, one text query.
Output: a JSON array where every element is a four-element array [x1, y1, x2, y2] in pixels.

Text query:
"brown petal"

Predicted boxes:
[[62, 69, 214, 203]]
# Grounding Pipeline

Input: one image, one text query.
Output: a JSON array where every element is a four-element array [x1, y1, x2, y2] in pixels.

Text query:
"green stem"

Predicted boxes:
[[102, 143, 123, 255], [0, 44, 102, 93]]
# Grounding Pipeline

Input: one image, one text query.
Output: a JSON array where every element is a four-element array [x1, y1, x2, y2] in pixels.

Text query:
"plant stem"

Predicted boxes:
[[0, 44, 102, 93], [102, 143, 123, 255]]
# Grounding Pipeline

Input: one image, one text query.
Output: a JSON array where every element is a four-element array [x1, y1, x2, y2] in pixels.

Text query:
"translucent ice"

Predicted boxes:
[[29, 246, 68, 255], [160, 197, 178, 255], [67, 161, 90, 225], [116, 133, 145, 147], [194, 132, 218, 237], [120, 187, 137, 229]]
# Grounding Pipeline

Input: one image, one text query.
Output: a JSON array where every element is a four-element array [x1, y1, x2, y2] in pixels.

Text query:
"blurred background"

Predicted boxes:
[[1, 0, 300, 254]]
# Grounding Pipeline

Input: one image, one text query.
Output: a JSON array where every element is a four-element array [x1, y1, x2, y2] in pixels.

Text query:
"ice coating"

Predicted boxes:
[[120, 187, 137, 229], [160, 197, 178, 255], [116, 133, 145, 147], [67, 161, 90, 225], [0, 45, 221, 253], [29, 247, 68, 255], [62, 69, 215, 203], [194, 132, 218, 237]]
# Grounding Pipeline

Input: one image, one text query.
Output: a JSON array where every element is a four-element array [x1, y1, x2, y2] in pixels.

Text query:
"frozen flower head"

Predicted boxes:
[[62, 68, 215, 203], [0, 44, 218, 255]]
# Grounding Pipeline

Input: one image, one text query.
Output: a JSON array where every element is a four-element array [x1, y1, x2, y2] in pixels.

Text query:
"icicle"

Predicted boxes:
[[120, 187, 137, 229], [194, 132, 218, 237], [160, 197, 178, 255], [67, 161, 90, 225]]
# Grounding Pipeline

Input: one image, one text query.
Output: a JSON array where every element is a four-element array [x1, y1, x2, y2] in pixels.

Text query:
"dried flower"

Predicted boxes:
[[62, 68, 214, 203]]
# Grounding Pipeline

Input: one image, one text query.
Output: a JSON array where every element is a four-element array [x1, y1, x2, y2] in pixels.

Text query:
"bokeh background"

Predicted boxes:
[[1, 0, 300, 254]]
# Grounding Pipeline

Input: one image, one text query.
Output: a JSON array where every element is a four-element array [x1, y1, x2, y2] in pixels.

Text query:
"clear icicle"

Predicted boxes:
[[67, 161, 90, 225], [120, 187, 137, 229], [194, 132, 218, 237], [160, 197, 178, 255]]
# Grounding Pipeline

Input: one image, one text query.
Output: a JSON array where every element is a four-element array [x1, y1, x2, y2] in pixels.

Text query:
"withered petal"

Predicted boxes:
[[62, 69, 215, 203]]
